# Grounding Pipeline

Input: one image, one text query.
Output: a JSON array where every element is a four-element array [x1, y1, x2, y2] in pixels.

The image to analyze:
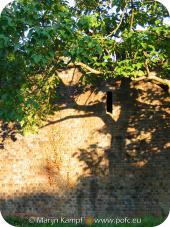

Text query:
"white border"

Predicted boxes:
[[0, 0, 169, 226], [0, 0, 13, 14]]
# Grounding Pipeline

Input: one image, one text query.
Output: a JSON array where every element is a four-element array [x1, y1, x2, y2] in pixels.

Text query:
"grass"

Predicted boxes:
[[4, 215, 165, 227]]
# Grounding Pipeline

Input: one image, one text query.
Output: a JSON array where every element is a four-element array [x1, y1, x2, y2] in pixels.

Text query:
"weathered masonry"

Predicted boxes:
[[0, 68, 170, 219]]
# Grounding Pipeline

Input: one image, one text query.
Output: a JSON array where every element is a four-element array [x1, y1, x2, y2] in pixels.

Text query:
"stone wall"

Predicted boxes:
[[0, 68, 170, 220]]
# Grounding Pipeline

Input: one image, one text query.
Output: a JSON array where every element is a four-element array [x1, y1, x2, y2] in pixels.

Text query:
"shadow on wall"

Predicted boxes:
[[70, 78, 170, 217], [0, 122, 19, 149], [0, 71, 170, 220]]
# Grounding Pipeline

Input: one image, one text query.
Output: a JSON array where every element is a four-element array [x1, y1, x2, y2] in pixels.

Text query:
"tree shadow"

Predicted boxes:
[[0, 122, 19, 150], [0, 73, 170, 220], [41, 74, 170, 217], [74, 79, 170, 217]]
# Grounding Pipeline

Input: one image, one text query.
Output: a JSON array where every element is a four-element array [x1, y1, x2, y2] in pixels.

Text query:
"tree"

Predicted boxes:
[[0, 0, 169, 133]]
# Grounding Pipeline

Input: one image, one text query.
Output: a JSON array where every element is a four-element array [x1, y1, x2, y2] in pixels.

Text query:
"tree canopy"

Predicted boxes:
[[0, 0, 169, 133]]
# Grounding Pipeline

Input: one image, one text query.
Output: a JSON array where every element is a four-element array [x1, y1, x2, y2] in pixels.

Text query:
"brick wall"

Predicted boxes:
[[0, 69, 169, 219]]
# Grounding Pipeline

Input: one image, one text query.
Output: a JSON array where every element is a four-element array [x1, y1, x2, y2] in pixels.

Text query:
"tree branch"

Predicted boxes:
[[68, 62, 102, 75], [129, 0, 135, 31], [131, 71, 170, 94], [107, 1, 128, 37], [56, 56, 102, 75]]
